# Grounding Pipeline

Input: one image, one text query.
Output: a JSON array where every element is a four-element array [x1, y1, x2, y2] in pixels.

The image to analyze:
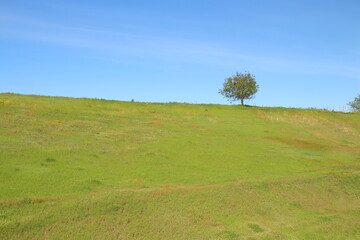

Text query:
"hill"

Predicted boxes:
[[0, 93, 359, 239]]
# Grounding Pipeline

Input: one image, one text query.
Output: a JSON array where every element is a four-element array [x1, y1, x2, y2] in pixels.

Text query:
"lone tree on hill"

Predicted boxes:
[[219, 71, 259, 105], [348, 94, 360, 112]]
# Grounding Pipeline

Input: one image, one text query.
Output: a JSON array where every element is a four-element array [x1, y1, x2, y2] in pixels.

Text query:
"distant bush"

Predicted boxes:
[[348, 94, 360, 112]]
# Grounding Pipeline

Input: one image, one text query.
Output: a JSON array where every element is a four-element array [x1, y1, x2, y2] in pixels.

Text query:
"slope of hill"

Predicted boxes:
[[1, 93, 359, 239]]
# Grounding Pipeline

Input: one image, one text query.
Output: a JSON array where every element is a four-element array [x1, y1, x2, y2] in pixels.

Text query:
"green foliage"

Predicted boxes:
[[219, 71, 259, 105], [348, 94, 360, 112]]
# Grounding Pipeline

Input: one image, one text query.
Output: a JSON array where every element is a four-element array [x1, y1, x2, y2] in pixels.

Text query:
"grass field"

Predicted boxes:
[[0, 93, 359, 239]]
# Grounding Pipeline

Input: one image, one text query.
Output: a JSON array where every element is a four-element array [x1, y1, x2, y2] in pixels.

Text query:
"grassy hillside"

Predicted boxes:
[[0, 93, 359, 239]]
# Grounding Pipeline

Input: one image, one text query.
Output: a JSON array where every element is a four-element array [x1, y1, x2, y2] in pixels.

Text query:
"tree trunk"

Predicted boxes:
[[241, 99, 244, 105]]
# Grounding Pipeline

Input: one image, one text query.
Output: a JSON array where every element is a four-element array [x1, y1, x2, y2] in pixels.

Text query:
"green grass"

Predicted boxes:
[[0, 93, 359, 239]]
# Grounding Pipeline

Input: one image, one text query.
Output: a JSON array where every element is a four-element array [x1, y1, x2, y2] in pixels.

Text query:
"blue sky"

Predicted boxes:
[[1, 0, 359, 109]]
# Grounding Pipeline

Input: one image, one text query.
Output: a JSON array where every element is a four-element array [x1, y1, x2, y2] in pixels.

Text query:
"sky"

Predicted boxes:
[[1, 0, 359, 110]]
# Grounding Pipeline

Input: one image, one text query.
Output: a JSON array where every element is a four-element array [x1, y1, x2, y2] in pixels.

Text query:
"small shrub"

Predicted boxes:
[[348, 94, 360, 112]]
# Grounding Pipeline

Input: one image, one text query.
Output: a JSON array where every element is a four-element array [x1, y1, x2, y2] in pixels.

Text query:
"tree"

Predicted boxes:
[[348, 94, 360, 112], [219, 71, 259, 105]]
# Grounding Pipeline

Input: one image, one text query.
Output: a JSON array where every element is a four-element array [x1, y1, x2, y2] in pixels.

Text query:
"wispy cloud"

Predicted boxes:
[[1, 10, 359, 79]]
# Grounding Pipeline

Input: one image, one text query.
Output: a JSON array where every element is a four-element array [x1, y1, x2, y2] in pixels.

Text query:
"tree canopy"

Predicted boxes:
[[219, 72, 259, 105]]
